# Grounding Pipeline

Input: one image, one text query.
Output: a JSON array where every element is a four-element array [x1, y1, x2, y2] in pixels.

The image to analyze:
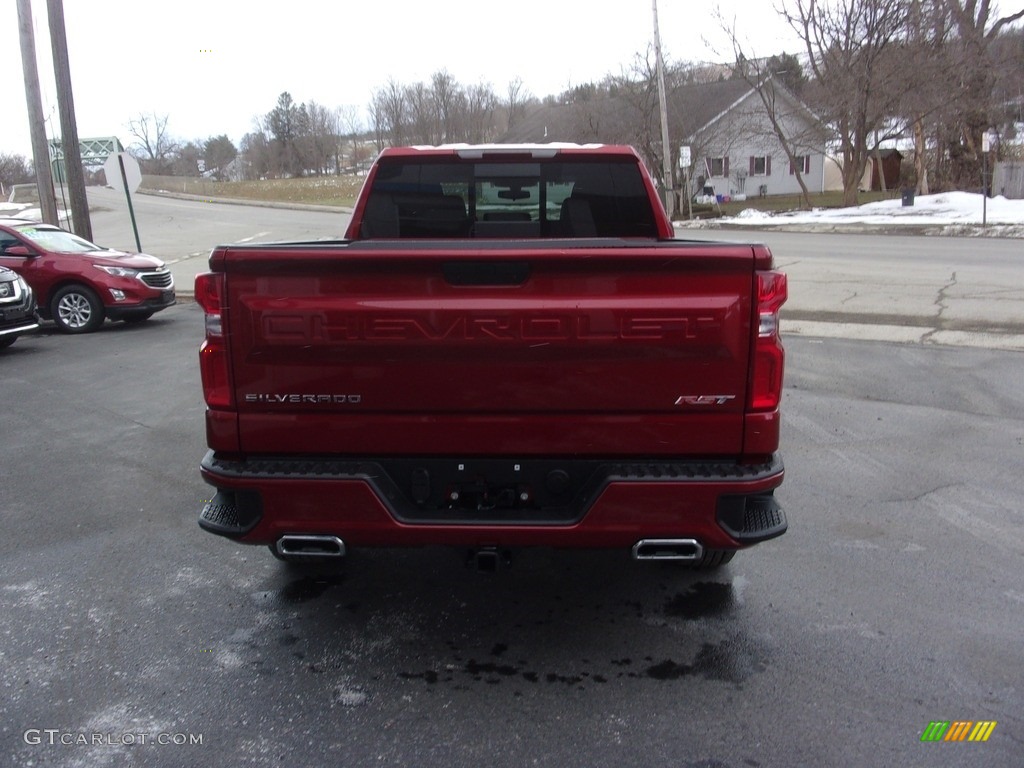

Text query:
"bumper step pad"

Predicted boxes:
[[716, 493, 787, 543], [198, 489, 263, 537]]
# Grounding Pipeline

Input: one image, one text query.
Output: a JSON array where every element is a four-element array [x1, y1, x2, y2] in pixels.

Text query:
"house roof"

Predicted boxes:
[[672, 79, 757, 138], [503, 78, 760, 144]]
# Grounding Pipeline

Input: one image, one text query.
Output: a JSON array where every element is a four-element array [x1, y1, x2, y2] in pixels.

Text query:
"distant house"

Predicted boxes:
[[994, 160, 1024, 199], [677, 79, 828, 199], [824, 148, 909, 194], [504, 78, 828, 199], [869, 149, 904, 191]]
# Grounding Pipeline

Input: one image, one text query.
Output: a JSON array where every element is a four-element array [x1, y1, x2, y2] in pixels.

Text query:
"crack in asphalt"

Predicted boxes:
[[922, 271, 958, 343]]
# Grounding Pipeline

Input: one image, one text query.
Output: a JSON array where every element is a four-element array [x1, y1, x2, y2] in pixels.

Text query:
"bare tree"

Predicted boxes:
[[368, 93, 388, 152], [298, 101, 339, 176], [718, 14, 821, 208], [505, 76, 530, 132], [127, 112, 178, 174], [941, 0, 1024, 188], [406, 81, 438, 145], [378, 78, 409, 147], [239, 130, 272, 180], [431, 70, 465, 143], [337, 104, 366, 170], [897, 0, 958, 194], [610, 48, 663, 177], [464, 82, 498, 143], [364, 74, 522, 147], [0, 152, 34, 193], [782, 0, 914, 205], [605, 50, 702, 192]]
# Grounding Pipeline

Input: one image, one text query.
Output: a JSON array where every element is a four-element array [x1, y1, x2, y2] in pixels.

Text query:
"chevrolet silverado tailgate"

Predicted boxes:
[[218, 241, 757, 456]]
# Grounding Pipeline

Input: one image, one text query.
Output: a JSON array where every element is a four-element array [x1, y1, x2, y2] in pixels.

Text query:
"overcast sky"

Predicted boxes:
[[2, 0, 801, 159]]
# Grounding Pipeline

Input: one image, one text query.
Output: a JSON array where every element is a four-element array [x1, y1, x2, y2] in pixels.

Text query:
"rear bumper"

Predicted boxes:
[[199, 451, 786, 551]]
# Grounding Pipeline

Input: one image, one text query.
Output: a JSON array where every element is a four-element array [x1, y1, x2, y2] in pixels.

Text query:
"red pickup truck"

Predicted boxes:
[[196, 144, 787, 571]]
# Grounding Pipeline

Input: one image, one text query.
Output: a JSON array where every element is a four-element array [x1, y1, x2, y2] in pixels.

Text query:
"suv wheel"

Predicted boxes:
[[51, 284, 104, 333]]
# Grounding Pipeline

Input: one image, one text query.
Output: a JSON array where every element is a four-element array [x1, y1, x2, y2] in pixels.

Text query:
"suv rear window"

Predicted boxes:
[[360, 159, 657, 239]]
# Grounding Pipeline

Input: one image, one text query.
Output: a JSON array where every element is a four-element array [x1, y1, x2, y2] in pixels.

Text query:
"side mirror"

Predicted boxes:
[[3, 245, 36, 257]]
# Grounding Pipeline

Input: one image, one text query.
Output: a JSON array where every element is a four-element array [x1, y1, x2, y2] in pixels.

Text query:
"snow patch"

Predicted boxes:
[[683, 191, 1024, 235]]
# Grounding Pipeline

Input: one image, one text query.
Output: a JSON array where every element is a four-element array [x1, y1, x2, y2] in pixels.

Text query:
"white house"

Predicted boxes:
[[505, 78, 828, 200], [681, 79, 829, 199]]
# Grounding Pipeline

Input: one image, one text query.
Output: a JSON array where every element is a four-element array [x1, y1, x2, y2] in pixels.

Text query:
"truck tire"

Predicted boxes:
[[690, 549, 736, 570], [51, 284, 104, 333]]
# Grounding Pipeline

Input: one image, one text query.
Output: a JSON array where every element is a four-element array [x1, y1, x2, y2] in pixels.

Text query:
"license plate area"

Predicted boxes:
[[378, 458, 603, 525]]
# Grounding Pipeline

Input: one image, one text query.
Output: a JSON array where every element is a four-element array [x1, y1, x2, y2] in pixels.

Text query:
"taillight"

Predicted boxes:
[[749, 270, 787, 411], [196, 272, 233, 408]]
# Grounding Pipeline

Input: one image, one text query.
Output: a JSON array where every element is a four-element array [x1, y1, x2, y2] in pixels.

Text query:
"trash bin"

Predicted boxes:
[[901, 189, 915, 207]]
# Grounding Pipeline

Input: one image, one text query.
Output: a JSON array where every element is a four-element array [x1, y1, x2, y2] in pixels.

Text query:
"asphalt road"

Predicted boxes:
[[1, 307, 1021, 767]]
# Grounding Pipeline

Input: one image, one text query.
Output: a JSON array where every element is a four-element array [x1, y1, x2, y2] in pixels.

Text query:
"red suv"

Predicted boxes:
[[0, 218, 175, 333]]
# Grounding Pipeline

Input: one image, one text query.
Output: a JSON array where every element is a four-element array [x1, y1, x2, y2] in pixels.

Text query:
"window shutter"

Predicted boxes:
[[789, 158, 795, 175], [749, 156, 755, 175], [766, 156, 772, 176], [724, 156, 729, 177]]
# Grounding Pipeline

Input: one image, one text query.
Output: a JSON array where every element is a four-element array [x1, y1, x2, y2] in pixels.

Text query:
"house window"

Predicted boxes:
[[790, 155, 811, 175], [750, 155, 771, 176], [706, 156, 729, 177]]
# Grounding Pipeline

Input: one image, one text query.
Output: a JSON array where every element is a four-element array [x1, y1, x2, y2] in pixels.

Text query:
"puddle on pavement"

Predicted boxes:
[[280, 574, 345, 603], [663, 581, 736, 620]]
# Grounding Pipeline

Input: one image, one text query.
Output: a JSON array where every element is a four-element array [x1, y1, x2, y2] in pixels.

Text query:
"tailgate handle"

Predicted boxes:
[[442, 261, 529, 286]]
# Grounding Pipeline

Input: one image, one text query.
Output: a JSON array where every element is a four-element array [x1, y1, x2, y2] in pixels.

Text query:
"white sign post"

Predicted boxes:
[[980, 133, 995, 227], [680, 146, 692, 220], [103, 152, 143, 251]]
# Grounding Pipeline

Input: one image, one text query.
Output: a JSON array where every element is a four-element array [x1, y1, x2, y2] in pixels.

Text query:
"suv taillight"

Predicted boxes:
[[749, 269, 787, 411], [196, 272, 232, 408]]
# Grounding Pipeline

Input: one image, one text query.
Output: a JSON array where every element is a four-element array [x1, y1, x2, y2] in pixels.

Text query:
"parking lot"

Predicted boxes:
[[2, 304, 1021, 767]]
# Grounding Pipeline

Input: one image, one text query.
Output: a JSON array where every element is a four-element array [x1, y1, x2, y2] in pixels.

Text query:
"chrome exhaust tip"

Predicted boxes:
[[275, 535, 346, 558], [631, 539, 703, 561]]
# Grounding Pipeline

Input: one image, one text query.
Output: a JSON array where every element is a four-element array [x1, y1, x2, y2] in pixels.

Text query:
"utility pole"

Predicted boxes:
[[16, 0, 59, 225], [653, 0, 675, 218], [47, 0, 92, 240]]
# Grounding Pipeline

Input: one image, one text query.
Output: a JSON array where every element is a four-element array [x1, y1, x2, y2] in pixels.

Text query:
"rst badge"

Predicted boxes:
[[674, 395, 736, 406]]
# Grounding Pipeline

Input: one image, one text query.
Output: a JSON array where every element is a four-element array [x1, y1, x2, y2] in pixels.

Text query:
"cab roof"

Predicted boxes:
[[378, 144, 641, 160]]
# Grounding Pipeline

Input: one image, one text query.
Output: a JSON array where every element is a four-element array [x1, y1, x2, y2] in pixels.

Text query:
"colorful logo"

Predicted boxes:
[[921, 721, 997, 742]]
